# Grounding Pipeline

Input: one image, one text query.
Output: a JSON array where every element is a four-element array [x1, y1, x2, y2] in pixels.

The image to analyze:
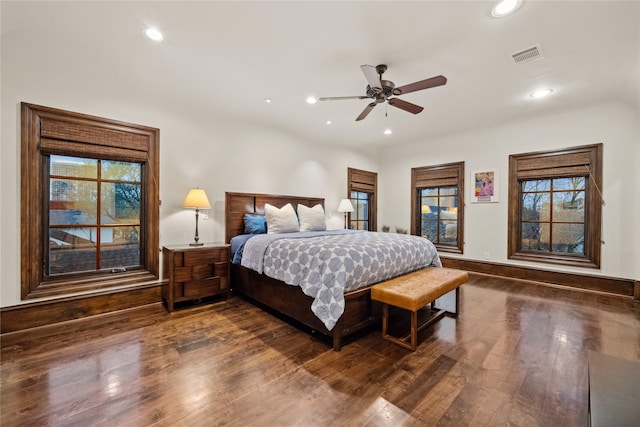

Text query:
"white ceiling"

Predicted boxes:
[[3, 1, 639, 149]]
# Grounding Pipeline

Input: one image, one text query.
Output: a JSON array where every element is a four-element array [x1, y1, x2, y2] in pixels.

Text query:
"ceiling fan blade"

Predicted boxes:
[[360, 65, 382, 90], [388, 98, 424, 114], [355, 102, 377, 121], [319, 96, 368, 101], [393, 75, 447, 95]]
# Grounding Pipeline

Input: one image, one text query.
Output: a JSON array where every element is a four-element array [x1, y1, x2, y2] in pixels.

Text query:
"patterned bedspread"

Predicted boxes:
[[241, 230, 441, 330]]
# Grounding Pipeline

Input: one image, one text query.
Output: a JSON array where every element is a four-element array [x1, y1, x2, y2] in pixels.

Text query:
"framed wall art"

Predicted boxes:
[[471, 169, 499, 203]]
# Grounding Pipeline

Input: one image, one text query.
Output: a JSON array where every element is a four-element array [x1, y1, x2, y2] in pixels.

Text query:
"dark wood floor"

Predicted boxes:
[[2, 274, 639, 426]]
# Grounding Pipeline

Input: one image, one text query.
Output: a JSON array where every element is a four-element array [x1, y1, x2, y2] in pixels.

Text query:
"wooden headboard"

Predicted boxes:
[[225, 192, 325, 243]]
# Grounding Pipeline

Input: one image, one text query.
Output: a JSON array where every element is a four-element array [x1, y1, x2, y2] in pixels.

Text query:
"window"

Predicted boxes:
[[350, 190, 369, 231], [419, 187, 459, 245], [347, 168, 377, 231], [21, 103, 160, 299], [49, 156, 142, 275], [508, 144, 602, 268], [411, 162, 464, 254]]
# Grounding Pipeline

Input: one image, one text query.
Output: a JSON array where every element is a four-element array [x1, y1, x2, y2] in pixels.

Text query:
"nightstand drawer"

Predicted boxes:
[[183, 277, 221, 298], [184, 248, 227, 266]]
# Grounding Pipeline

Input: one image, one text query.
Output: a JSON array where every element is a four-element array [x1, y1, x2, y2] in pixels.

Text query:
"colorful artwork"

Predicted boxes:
[[475, 171, 495, 197], [471, 170, 499, 203]]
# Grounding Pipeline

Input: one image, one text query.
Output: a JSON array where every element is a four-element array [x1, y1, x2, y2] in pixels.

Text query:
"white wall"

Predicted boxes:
[[0, 66, 378, 308], [379, 101, 640, 281]]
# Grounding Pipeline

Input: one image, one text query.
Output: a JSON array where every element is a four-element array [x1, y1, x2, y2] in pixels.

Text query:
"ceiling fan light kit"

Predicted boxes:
[[319, 64, 447, 121]]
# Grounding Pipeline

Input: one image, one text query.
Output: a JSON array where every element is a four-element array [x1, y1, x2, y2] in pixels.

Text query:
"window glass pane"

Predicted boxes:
[[50, 155, 97, 179], [50, 179, 98, 225], [440, 195, 458, 210], [100, 226, 141, 269], [102, 161, 141, 182], [419, 187, 459, 245], [421, 219, 437, 241], [356, 200, 368, 220], [101, 182, 141, 224], [522, 193, 550, 221], [421, 188, 438, 197], [49, 227, 97, 274], [553, 177, 585, 191], [421, 197, 438, 215], [420, 204, 433, 216], [552, 224, 585, 255], [521, 223, 549, 251], [349, 191, 370, 231], [439, 219, 457, 243], [440, 187, 458, 196], [554, 191, 585, 222], [522, 180, 551, 192]]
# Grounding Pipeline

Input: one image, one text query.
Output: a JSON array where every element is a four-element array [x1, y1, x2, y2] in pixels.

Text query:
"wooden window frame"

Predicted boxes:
[[21, 103, 160, 299], [508, 143, 602, 268], [347, 167, 377, 231], [411, 162, 465, 254]]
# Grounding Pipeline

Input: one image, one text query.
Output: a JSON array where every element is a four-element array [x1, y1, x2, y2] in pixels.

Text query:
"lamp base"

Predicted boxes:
[[189, 242, 204, 247]]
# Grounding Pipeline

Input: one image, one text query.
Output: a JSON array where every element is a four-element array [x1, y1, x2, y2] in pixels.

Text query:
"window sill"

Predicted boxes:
[[509, 252, 599, 269], [24, 270, 159, 300]]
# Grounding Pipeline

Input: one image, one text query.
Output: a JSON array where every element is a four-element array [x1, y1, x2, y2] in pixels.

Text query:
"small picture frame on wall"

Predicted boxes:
[[471, 169, 499, 203]]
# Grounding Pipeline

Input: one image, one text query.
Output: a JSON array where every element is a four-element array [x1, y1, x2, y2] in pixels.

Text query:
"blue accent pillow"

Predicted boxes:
[[244, 214, 267, 234], [230, 234, 255, 264]]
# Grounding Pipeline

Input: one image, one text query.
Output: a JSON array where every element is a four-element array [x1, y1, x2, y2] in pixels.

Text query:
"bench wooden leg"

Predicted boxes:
[[381, 303, 417, 351], [382, 303, 389, 338], [431, 287, 460, 316], [381, 288, 462, 352], [410, 310, 418, 351]]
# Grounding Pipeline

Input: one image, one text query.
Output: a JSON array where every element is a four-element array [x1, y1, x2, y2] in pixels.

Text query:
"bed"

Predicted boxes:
[[225, 191, 441, 350]]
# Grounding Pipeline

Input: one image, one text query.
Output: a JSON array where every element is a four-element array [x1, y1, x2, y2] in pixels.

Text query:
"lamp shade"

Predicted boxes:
[[337, 198, 355, 213], [183, 188, 211, 209]]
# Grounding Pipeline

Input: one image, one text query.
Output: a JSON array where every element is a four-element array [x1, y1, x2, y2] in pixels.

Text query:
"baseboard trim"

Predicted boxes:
[[2, 262, 636, 335], [441, 257, 635, 298], [1, 281, 165, 334]]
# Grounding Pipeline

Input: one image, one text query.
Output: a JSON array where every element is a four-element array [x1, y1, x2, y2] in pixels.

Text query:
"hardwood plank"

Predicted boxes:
[[2, 275, 639, 426]]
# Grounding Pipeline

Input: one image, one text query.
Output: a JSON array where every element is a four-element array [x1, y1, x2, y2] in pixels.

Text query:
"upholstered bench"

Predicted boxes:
[[371, 267, 468, 351]]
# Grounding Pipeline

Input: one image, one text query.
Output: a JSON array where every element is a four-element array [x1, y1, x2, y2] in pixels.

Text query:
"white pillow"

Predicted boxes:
[[265, 203, 299, 234], [297, 204, 326, 232]]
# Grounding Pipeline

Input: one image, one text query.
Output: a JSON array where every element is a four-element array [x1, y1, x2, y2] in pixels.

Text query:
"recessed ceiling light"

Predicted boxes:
[[145, 28, 164, 41], [491, 0, 522, 17], [530, 88, 554, 99], [264, 98, 273, 103], [384, 129, 392, 135], [306, 96, 317, 104], [326, 120, 332, 125]]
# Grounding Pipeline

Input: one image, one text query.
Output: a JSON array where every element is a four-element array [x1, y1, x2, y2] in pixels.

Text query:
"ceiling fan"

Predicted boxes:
[[319, 64, 447, 121]]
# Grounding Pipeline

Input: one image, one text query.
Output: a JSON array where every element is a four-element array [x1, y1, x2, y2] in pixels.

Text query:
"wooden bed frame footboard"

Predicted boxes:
[[231, 264, 381, 350], [225, 191, 382, 351]]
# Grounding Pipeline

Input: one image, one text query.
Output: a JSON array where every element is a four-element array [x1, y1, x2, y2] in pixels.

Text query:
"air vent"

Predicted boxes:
[[511, 44, 544, 64]]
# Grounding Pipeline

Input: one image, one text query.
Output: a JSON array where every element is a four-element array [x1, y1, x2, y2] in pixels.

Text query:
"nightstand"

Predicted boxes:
[[162, 242, 230, 312]]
